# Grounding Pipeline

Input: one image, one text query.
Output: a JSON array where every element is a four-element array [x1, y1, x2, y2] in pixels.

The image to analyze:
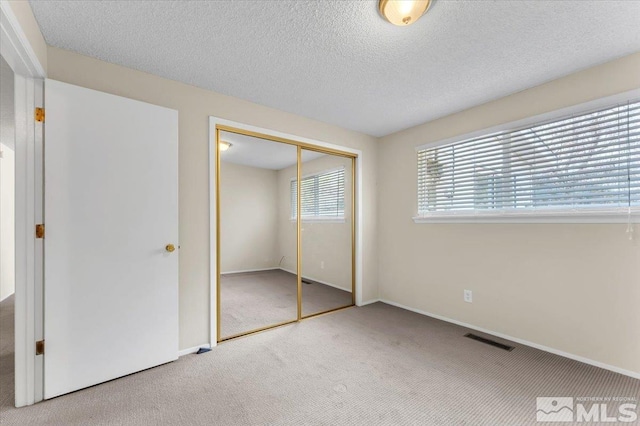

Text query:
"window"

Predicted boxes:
[[416, 100, 640, 221], [291, 167, 345, 220]]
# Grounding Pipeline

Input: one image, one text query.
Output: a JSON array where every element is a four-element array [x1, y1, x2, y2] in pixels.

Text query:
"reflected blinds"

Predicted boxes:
[[291, 167, 345, 219]]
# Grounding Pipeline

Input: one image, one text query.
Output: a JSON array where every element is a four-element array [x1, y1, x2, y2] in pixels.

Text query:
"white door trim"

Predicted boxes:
[[208, 117, 364, 346], [0, 0, 46, 407], [0, 1, 45, 77]]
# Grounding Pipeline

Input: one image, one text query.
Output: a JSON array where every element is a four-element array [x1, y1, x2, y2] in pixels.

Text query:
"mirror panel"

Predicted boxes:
[[219, 131, 298, 339], [300, 149, 354, 317]]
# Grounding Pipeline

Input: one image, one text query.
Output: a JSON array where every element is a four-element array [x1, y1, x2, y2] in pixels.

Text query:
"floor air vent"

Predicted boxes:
[[464, 333, 515, 352]]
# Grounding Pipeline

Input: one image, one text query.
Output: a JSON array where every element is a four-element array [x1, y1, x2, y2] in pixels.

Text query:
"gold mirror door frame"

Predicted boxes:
[[215, 125, 357, 342]]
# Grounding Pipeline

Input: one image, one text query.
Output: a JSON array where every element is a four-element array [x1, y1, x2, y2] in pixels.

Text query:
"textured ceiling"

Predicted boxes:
[[30, 1, 640, 137]]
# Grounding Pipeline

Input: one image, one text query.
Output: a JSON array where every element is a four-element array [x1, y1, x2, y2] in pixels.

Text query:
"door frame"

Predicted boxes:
[[208, 117, 364, 345], [0, 0, 46, 407]]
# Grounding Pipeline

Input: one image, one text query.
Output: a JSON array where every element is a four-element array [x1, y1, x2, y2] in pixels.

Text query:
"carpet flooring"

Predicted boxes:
[[1, 295, 639, 425], [221, 269, 352, 337]]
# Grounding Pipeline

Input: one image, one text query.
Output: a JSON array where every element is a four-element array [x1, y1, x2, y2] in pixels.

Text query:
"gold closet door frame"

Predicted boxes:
[[215, 125, 357, 342]]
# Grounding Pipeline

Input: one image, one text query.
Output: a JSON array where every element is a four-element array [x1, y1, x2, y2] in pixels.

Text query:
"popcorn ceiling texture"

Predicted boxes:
[[29, 0, 640, 137]]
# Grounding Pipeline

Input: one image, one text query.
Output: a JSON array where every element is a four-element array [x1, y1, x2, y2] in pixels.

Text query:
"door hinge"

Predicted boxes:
[[35, 224, 45, 239], [36, 340, 45, 355], [35, 107, 45, 122]]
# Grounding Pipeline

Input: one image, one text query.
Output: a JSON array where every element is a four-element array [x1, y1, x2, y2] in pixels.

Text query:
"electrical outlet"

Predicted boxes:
[[320, 261, 325, 269], [464, 290, 473, 303]]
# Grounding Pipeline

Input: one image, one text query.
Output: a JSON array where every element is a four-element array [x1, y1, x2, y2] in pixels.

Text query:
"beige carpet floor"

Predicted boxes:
[[221, 269, 352, 337], [1, 295, 639, 425]]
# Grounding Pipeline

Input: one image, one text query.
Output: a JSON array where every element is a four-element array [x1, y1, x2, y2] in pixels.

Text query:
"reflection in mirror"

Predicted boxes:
[[299, 149, 353, 317], [219, 131, 297, 338]]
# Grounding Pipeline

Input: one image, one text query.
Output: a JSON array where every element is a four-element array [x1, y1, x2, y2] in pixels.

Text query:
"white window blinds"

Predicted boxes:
[[417, 100, 640, 218], [291, 167, 345, 219]]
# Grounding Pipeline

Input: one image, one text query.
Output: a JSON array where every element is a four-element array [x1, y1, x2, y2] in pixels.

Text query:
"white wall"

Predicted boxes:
[[1, 55, 14, 150], [47, 46, 379, 349], [220, 161, 279, 273], [0, 144, 15, 301], [277, 154, 353, 291], [378, 52, 640, 375], [1, 54, 15, 301]]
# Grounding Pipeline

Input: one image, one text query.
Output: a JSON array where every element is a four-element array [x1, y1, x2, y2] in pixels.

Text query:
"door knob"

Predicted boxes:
[[165, 244, 176, 253]]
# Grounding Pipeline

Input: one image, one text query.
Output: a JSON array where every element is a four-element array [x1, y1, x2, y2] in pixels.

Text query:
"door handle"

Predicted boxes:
[[165, 244, 176, 253]]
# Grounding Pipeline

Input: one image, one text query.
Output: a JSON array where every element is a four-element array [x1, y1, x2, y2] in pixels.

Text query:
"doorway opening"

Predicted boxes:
[[0, 53, 16, 409]]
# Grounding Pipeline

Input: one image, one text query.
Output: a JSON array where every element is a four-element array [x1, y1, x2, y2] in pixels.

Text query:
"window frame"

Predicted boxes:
[[414, 89, 640, 224], [290, 166, 346, 223]]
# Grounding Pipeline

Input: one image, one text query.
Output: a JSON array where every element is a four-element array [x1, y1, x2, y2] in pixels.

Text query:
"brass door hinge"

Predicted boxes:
[[36, 340, 45, 355], [35, 224, 45, 239], [35, 107, 45, 122]]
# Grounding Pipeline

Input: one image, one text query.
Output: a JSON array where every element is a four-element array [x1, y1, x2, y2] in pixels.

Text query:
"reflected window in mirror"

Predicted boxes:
[[290, 167, 345, 222]]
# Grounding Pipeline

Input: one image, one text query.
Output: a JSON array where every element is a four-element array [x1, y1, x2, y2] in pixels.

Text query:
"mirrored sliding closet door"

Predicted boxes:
[[299, 149, 354, 317], [218, 131, 298, 339]]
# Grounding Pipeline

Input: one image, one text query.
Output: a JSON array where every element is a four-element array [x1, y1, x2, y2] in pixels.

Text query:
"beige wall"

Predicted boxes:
[[7, 0, 47, 73], [277, 154, 353, 292], [220, 161, 279, 273], [44, 32, 638, 373], [378, 52, 640, 374], [47, 46, 378, 349]]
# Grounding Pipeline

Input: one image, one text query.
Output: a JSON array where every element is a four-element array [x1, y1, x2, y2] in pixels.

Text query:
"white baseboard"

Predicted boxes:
[[379, 298, 640, 380], [178, 343, 211, 357], [279, 268, 351, 293], [0, 291, 15, 303], [358, 298, 380, 306], [221, 267, 279, 275]]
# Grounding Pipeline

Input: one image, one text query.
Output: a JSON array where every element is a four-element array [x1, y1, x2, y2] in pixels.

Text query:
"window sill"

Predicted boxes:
[[290, 217, 346, 224], [413, 209, 640, 224]]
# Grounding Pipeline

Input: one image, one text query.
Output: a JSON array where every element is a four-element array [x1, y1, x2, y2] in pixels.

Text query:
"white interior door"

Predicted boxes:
[[44, 79, 179, 399]]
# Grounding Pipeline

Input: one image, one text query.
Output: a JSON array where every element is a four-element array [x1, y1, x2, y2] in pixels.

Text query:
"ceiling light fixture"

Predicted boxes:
[[219, 141, 232, 152], [379, 0, 432, 26]]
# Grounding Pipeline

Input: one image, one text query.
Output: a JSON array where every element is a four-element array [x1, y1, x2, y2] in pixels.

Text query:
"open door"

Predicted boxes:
[[43, 80, 179, 399]]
